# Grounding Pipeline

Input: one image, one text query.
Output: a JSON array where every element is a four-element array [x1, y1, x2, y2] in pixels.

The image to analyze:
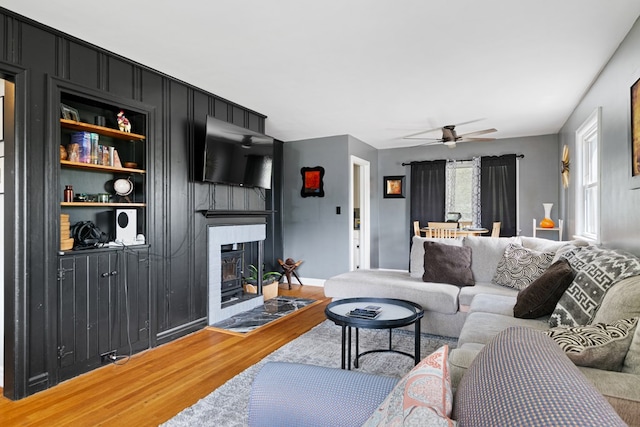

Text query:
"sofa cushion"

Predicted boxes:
[[513, 258, 575, 319], [423, 241, 474, 286], [493, 243, 555, 290], [458, 282, 519, 309], [578, 367, 640, 426], [410, 236, 463, 278], [545, 318, 638, 372], [468, 293, 518, 316], [589, 275, 640, 374], [520, 235, 572, 253], [456, 311, 549, 348], [363, 345, 454, 427], [463, 236, 521, 283], [453, 327, 626, 426], [623, 320, 640, 375], [550, 246, 640, 327]]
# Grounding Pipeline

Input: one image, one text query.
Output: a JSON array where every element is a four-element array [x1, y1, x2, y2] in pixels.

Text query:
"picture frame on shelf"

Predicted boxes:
[[60, 103, 80, 121], [631, 76, 640, 189], [300, 166, 325, 198], [383, 175, 405, 198]]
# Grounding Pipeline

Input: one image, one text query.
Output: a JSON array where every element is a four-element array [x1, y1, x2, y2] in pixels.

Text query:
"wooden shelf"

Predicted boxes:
[[60, 118, 145, 141], [60, 160, 145, 174], [61, 202, 146, 207]]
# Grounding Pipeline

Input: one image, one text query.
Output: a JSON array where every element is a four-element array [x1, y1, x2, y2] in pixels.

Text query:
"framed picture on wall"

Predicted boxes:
[[631, 76, 640, 188], [300, 166, 325, 197], [383, 175, 405, 198]]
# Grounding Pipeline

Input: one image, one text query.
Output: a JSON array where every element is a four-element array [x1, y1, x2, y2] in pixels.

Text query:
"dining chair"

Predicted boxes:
[[491, 221, 501, 238], [459, 220, 472, 228], [427, 222, 458, 238], [413, 221, 422, 237]]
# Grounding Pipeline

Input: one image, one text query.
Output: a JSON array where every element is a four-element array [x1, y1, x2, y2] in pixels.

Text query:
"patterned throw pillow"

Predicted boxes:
[[550, 246, 640, 327], [363, 345, 454, 427], [546, 318, 639, 371], [493, 243, 554, 290]]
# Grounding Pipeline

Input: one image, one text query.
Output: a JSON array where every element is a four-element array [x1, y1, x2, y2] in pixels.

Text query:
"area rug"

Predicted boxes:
[[161, 320, 457, 427], [209, 296, 318, 334]]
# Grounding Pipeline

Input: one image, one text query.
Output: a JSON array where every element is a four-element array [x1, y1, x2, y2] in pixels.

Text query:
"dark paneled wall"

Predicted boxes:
[[0, 8, 281, 399]]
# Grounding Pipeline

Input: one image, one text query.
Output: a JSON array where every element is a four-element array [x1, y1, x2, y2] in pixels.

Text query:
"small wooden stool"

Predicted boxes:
[[278, 258, 303, 289]]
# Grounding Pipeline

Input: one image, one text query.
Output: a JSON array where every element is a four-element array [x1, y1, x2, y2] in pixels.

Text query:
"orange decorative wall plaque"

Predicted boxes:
[[301, 166, 325, 197]]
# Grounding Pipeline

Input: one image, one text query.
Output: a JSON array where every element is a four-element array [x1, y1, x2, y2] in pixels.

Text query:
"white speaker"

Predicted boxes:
[[115, 209, 137, 245]]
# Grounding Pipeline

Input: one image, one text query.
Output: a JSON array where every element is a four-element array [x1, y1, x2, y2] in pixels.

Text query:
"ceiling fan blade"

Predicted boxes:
[[458, 128, 497, 138], [402, 129, 441, 139], [458, 137, 496, 143], [402, 118, 486, 140], [418, 140, 445, 146]]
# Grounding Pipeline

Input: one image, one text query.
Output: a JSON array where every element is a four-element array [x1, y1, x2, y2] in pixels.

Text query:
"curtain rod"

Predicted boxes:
[[401, 154, 524, 166]]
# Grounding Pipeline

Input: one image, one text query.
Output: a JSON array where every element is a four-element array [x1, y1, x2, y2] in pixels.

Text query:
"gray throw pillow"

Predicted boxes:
[[423, 241, 474, 286], [550, 246, 640, 327], [493, 243, 554, 290], [545, 318, 639, 371], [513, 259, 575, 319]]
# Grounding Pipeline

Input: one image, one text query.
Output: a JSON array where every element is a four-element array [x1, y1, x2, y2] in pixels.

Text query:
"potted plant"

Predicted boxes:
[[244, 264, 282, 285], [243, 265, 282, 300]]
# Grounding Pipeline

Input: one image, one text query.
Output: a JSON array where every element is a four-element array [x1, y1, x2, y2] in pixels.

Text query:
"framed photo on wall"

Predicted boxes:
[[301, 166, 325, 197], [631, 76, 640, 188], [383, 175, 405, 198]]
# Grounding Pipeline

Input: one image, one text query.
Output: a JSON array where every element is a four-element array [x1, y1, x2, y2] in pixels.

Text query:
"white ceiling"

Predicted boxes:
[[3, 1, 640, 149]]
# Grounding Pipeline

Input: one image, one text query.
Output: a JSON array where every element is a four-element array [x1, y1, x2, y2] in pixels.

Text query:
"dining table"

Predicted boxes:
[[420, 227, 489, 237]]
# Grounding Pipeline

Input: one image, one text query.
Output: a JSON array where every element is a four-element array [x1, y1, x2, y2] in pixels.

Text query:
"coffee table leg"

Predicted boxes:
[[347, 327, 352, 370], [388, 329, 393, 349], [414, 320, 421, 365], [354, 328, 360, 368], [340, 325, 346, 369]]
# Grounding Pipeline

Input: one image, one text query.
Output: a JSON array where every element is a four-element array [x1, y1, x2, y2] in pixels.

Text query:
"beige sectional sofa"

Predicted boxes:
[[324, 235, 640, 425], [324, 235, 568, 337]]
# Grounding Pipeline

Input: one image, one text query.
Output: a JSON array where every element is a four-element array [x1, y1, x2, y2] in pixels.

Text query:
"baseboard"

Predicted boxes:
[[296, 277, 325, 287]]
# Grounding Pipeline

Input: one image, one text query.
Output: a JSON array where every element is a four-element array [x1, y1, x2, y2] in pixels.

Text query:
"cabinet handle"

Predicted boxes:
[[110, 271, 118, 276], [101, 272, 110, 278]]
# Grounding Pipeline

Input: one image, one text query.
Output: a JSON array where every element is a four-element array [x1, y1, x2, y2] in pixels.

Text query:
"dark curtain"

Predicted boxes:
[[410, 160, 446, 239], [481, 154, 517, 236]]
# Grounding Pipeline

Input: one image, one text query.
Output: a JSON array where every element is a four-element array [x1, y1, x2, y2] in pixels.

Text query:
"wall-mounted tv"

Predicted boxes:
[[201, 115, 274, 189]]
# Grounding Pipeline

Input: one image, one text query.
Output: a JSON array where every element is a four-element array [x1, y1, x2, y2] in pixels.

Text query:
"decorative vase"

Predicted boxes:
[[540, 203, 555, 228]]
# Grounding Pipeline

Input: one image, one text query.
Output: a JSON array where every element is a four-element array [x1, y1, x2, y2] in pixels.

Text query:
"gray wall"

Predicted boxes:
[[283, 133, 559, 275], [377, 135, 560, 269], [282, 135, 378, 279], [559, 16, 640, 255]]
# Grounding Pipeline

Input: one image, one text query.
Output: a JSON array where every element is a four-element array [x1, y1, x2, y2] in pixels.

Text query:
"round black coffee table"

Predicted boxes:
[[325, 297, 424, 370]]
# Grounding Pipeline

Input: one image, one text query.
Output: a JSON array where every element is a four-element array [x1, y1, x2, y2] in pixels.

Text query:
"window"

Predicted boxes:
[[446, 160, 473, 221], [575, 108, 600, 241]]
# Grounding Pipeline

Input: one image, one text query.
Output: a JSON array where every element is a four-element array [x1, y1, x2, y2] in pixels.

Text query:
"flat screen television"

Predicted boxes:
[[201, 115, 274, 189]]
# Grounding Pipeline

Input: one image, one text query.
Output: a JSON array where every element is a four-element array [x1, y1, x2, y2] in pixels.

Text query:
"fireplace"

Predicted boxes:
[[208, 223, 266, 324], [220, 247, 244, 303]]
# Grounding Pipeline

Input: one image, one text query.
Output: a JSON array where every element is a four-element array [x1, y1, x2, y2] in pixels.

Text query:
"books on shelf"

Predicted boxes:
[[347, 305, 382, 319]]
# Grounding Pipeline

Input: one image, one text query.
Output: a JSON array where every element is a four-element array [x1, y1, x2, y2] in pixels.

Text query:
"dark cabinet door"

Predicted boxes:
[[57, 248, 150, 381]]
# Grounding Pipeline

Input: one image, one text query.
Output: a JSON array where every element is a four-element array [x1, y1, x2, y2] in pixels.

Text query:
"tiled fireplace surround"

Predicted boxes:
[[208, 223, 266, 324]]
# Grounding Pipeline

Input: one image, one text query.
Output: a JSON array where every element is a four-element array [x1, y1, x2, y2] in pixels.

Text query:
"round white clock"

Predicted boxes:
[[113, 178, 133, 196]]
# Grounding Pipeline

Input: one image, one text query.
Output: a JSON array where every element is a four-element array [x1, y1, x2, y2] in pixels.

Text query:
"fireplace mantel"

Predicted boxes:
[[199, 210, 276, 218]]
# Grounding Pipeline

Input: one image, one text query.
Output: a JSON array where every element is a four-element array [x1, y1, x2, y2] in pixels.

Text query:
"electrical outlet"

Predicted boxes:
[[100, 351, 116, 363]]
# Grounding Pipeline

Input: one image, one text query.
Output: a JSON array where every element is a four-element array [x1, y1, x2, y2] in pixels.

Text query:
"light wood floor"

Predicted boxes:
[[0, 284, 330, 426]]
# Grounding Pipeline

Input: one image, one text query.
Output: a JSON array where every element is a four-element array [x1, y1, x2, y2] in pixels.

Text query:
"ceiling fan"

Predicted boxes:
[[402, 121, 497, 148]]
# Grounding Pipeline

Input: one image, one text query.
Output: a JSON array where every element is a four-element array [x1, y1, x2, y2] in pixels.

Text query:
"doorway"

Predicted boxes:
[[350, 156, 370, 270]]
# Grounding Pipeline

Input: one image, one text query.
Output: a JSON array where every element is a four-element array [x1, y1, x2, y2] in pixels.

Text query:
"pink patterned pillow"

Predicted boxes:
[[363, 345, 454, 426]]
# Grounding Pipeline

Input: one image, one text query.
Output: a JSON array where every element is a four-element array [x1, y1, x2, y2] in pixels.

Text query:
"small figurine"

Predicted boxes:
[[117, 110, 131, 133]]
